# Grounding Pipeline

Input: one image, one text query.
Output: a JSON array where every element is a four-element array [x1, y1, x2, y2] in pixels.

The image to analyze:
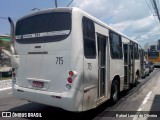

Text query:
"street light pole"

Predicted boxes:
[[31, 8, 40, 11], [55, 0, 58, 8]]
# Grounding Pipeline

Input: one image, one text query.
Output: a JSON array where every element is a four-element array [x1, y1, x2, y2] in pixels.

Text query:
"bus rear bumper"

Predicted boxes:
[[12, 84, 83, 112]]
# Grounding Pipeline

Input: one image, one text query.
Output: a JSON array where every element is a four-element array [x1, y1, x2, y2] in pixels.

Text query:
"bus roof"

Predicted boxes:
[[16, 7, 140, 46], [72, 7, 140, 45]]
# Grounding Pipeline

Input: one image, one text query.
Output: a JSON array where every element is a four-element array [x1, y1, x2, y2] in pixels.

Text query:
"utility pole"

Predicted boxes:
[[55, 0, 58, 8], [152, 0, 160, 22]]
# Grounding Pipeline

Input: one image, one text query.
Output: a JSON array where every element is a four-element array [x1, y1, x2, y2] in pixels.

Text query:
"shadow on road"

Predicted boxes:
[[147, 95, 160, 120], [8, 99, 115, 120], [8, 86, 140, 120], [7, 81, 144, 120]]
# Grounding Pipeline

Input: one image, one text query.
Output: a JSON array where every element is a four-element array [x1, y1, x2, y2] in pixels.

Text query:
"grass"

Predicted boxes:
[[0, 77, 12, 80]]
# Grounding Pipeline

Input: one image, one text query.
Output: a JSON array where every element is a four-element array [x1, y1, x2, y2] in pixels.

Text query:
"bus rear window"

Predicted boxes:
[[148, 52, 159, 59], [15, 12, 71, 44]]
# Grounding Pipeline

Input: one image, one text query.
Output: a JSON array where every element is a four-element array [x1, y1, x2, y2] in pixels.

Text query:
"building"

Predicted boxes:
[[0, 34, 10, 42], [0, 34, 12, 77]]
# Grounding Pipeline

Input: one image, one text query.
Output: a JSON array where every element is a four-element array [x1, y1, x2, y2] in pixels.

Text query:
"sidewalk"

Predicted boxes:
[[135, 72, 160, 120], [0, 79, 12, 90]]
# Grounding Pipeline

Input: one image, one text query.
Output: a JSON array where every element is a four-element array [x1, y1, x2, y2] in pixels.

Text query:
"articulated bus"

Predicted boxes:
[[9, 7, 142, 112], [144, 40, 160, 67]]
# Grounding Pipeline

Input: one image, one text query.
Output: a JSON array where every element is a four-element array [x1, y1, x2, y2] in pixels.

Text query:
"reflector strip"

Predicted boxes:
[[15, 30, 70, 39], [51, 95, 61, 99]]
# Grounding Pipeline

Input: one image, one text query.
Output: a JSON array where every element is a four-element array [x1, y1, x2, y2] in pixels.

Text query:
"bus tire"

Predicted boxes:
[[134, 73, 139, 86], [143, 74, 146, 79], [134, 77, 138, 87], [110, 80, 119, 104]]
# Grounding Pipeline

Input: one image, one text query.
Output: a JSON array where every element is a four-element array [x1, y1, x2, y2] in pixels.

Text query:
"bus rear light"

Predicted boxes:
[[66, 84, 71, 90], [69, 71, 74, 77], [68, 70, 77, 77], [67, 77, 73, 83]]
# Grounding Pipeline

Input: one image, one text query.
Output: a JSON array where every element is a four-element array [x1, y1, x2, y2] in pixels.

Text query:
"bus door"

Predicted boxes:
[[130, 42, 135, 84], [97, 34, 107, 98], [123, 44, 130, 89]]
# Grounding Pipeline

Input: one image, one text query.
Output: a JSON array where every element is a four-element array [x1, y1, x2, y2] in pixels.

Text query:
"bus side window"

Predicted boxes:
[[134, 43, 139, 59], [109, 31, 123, 59], [82, 17, 96, 59]]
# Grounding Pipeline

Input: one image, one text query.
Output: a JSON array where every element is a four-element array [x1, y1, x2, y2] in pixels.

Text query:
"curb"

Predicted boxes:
[[0, 79, 12, 90], [0, 87, 12, 91]]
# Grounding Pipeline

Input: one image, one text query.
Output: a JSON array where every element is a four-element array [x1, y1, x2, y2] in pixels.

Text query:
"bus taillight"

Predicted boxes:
[[69, 71, 74, 77], [66, 84, 71, 90], [66, 71, 77, 90], [68, 70, 77, 78], [67, 77, 73, 83]]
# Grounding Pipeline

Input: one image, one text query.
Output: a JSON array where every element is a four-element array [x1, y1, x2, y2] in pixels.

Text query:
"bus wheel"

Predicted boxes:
[[110, 80, 119, 103], [134, 74, 139, 86], [142, 73, 146, 79], [144, 73, 146, 78]]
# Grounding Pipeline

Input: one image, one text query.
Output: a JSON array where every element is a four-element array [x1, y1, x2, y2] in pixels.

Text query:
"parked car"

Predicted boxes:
[[142, 61, 150, 79], [148, 62, 154, 73]]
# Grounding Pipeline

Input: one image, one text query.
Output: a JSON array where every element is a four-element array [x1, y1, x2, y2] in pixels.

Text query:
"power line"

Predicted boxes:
[[0, 17, 8, 20], [150, 0, 160, 22], [67, 0, 73, 7], [150, 0, 156, 13], [0, 17, 17, 21], [145, 0, 160, 32], [156, 0, 160, 11], [145, 0, 155, 15]]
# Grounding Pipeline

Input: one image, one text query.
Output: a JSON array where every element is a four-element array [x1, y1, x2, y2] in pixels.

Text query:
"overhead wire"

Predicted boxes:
[[0, 16, 17, 21], [134, 0, 160, 42], [133, 0, 160, 43], [145, 0, 160, 32]]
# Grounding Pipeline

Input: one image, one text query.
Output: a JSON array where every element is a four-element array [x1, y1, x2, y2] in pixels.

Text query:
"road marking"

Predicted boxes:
[[132, 91, 152, 120], [0, 87, 12, 91], [142, 91, 152, 105], [8, 92, 12, 94]]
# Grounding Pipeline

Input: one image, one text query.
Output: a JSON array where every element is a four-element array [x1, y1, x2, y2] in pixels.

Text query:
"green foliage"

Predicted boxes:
[[0, 40, 10, 51], [0, 77, 12, 80]]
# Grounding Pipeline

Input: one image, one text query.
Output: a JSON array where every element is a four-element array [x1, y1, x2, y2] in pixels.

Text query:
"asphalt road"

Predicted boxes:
[[0, 68, 160, 120]]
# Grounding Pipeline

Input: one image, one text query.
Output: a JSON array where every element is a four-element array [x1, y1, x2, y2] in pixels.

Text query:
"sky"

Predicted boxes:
[[1, 0, 160, 47]]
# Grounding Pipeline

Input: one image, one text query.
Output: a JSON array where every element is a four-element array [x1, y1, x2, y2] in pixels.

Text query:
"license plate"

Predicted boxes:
[[32, 81, 44, 88]]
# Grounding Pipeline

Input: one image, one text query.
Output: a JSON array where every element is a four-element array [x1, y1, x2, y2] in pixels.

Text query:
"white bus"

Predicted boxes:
[[9, 7, 142, 112]]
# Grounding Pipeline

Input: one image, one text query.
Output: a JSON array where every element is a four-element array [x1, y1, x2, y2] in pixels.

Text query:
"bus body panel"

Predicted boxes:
[[110, 59, 124, 91], [15, 37, 72, 92], [13, 84, 83, 111], [13, 8, 85, 111], [69, 9, 84, 93], [94, 23, 110, 99]]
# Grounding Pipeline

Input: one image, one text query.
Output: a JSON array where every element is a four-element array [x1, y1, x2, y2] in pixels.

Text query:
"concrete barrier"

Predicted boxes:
[[0, 79, 12, 89]]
